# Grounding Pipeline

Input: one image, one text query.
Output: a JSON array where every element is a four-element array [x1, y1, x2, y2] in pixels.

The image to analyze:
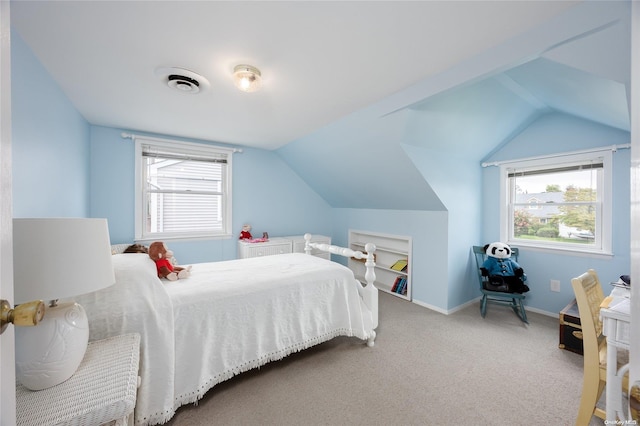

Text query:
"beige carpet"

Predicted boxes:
[[165, 292, 605, 426]]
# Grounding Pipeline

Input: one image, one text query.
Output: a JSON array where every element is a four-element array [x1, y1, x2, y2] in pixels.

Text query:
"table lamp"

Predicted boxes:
[[13, 218, 115, 390]]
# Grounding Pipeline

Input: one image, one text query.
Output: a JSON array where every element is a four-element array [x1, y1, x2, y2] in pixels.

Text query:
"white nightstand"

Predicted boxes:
[[16, 333, 141, 426]]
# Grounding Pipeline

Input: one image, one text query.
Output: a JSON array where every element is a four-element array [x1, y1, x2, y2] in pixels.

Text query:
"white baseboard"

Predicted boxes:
[[524, 306, 558, 318], [412, 297, 479, 315], [412, 296, 559, 318], [411, 298, 448, 314]]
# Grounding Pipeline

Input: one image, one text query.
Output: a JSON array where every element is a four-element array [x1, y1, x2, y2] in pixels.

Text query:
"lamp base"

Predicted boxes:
[[15, 301, 89, 390]]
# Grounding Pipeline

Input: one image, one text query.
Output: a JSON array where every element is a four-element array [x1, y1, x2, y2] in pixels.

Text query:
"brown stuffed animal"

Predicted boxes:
[[123, 243, 148, 254], [148, 241, 191, 281]]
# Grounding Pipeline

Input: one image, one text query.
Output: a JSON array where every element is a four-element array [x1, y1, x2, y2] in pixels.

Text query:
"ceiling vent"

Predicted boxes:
[[155, 67, 210, 94]]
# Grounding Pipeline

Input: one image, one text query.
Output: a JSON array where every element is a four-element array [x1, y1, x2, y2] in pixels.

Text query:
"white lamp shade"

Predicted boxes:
[[13, 218, 115, 390], [13, 218, 115, 304]]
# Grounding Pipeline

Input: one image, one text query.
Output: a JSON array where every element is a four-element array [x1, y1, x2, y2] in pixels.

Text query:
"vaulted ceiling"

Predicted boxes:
[[275, 1, 630, 209], [11, 0, 583, 150], [10, 1, 631, 211]]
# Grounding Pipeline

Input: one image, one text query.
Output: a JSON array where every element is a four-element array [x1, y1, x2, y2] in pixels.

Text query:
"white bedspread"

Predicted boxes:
[[73, 254, 175, 425], [76, 253, 374, 426]]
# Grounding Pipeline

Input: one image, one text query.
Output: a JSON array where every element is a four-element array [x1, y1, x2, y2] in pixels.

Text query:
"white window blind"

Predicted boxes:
[[134, 136, 234, 241], [500, 150, 612, 255]]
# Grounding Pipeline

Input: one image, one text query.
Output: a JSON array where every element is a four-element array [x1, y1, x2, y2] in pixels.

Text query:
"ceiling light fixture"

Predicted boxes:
[[233, 64, 262, 93]]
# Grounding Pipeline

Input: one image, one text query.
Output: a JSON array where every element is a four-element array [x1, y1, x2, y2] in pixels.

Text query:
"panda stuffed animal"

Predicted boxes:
[[481, 242, 530, 293]]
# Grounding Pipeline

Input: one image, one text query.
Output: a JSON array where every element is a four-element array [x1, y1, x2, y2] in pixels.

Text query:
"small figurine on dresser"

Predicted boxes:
[[239, 224, 253, 240], [148, 241, 191, 281], [238, 224, 268, 243]]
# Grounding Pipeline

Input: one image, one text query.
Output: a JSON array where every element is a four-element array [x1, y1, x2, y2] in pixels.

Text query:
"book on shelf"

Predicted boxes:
[[392, 276, 402, 292], [398, 277, 407, 295], [391, 276, 407, 295], [390, 259, 408, 272]]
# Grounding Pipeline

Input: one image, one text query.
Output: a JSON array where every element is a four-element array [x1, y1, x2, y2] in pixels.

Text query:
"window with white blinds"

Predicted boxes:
[[134, 137, 233, 241], [499, 150, 612, 254]]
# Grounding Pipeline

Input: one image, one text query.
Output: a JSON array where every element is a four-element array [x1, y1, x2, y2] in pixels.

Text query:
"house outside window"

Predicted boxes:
[[134, 136, 234, 241], [499, 150, 612, 255]]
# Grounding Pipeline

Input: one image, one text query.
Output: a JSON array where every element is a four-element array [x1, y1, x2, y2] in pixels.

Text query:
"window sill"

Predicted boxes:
[[507, 240, 614, 258]]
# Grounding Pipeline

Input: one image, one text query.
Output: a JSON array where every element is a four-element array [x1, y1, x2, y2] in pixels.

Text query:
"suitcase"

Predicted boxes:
[[559, 299, 583, 355]]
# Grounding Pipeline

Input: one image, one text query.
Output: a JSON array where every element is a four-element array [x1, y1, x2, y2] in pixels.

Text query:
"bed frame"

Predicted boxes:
[[303, 233, 378, 346], [84, 236, 380, 426]]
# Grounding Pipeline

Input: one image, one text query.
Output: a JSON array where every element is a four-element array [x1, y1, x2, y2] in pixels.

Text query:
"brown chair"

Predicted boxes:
[[571, 269, 628, 424]]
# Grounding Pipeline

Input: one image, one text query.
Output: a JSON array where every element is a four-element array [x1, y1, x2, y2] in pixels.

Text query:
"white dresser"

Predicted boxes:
[[238, 237, 292, 259], [238, 235, 331, 259]]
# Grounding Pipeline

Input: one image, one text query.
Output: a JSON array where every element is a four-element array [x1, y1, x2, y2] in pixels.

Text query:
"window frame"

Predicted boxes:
[[499, 150, 612, 255], [134, 136, 234, 242]]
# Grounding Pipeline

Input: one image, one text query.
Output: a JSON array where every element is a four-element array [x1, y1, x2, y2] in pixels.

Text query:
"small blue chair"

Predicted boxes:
[[472, 245, 528, 324]]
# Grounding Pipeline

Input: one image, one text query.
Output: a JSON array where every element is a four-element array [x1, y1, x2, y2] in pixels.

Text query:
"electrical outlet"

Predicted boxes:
[[550, 279, 561, 292]]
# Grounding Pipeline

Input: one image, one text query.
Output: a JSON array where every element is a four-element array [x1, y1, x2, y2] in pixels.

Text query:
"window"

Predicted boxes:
[[134, 137, 234, 241], [499, 150, 612, 254]]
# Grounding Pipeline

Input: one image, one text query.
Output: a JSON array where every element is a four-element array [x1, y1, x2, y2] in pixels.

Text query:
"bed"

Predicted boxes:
[[74, 234, 378, 426]]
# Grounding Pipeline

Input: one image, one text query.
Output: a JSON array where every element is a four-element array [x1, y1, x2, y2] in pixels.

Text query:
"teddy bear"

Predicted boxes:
[[480, 242, 529, 293], [239, 224, 253, 240], [148, 241, 191, 281]]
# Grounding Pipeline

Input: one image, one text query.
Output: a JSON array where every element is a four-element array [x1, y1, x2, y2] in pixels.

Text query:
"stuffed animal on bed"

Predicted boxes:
[[123, 243, 148, 254], [148, 241, 191, 281], [481, 242, 529, 293]]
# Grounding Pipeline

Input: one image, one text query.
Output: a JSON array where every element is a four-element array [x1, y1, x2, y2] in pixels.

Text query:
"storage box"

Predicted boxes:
[[559, 299, 583, 355]]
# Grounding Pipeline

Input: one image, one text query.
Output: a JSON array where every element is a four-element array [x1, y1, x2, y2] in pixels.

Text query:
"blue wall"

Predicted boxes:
[[277, 108, 444, 211], [11, 30, 333, 265], [11, 32, 90, 218], [11, 24, 632, 317], [88, 127, 333, 263], [482, 113, 631, 314], [400, 142, 482, 312]]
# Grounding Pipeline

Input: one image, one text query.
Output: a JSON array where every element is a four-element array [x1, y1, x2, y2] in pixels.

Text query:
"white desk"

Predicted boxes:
[[600, 285, 631, 422]]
